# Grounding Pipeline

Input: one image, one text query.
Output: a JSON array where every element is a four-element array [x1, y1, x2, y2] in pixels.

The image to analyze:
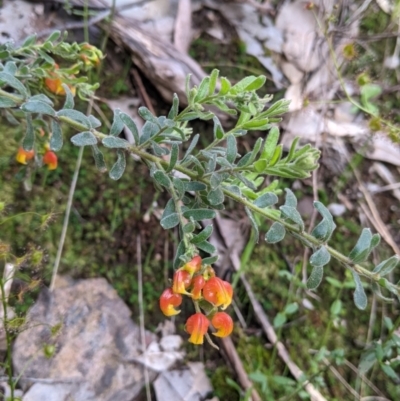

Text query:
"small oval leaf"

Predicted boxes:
[[109, 150, 126, 180], [265, 222, 286, 243], [71, 132, 97, 147], [307, 265, 324, 290]]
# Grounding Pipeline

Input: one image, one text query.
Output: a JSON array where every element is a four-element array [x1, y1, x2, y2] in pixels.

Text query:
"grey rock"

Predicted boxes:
[[13, 278, 156, 401]]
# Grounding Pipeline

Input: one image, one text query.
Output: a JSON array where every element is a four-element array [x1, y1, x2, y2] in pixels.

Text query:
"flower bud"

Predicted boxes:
[[172, 269, 192, 295], [185, 312, 209, 345], [182, 255, 202, 275], [211, 312, 233, 337], [190, 275, 206, 300], [16, 147, 35, 164], [159, 288, 182, 316], [203, 277, 233, 310], [43, 151, 58, 170]]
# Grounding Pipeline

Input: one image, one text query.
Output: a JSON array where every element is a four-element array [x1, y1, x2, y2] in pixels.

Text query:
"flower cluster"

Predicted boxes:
[[16, 144, 58, 170], [44, 64, 76, 96], [159, 255, 234, 345]]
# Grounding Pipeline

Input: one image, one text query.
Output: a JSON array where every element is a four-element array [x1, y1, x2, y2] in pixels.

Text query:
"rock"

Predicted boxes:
[[13, 278, 157, 401]]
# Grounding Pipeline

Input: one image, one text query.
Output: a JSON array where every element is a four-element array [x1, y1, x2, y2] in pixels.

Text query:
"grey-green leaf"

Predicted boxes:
[[21, 101, 55, 116], [254, 192, 278, 208], [110, 109, 124, 136], [183, 209, 216, 221], [138, 106, 159, 125], [213, 116, 224, 140], [154, 170, 171, 188], [207, 188, 224, 205], [119, 112, 139, 144], [310, 246, 331, 267], [307, 265, 324, 289], [102, 136, 130, 149], [91, 145, 107, 173], [50, 120, 63, 151], [109, 150, 126, 180], [57, 109, 92, 129], [191, 225, 213, 244], [352, 272, 368, 310], [22, 114, 34, 151], [373, 255, 399, 276], [265, 222, 286, 243], [0, 72, 27, 97], [168, 93, 179, 119], [183, 134, 199, 161], [160, 213, 180, 229], [226, 134, 237, 163], [245, 206, 259, 243], [280, 206, 304, 231], [260, 126, 279, 161], [196, 240, 216, 255], [349, 228, 373, 263], [166, 143, 179, 173], [62, 84, 75, 109], [174, 240, 186, 269], [71, 131, 97, 147], [284, 188, 297, 207]]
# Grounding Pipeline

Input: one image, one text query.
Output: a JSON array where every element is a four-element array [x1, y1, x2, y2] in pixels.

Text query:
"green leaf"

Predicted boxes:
[[310, 246, 331, 267], [50, 120, 63, 151], [312, 201, 336, 241], [21, 100, 55, 116], [109, 150, 126, 180], [161, 199, 175, 219], [61, 84, 75, 109], [269, 144, 283, 166], [153, 170, 171, 188], [238, 138, 263, 167], [373, 255, 400, 276], [174, 240, 186, 269], [244, 75, 266, 91], [196, 240, 216, 255], [45, 30, 61, 43], [280, 206, 304, 231], [380, 363, 399, 382], [274, 312, 287, 328], [207, 188, 224, 205], [260, 126, 279, 161], [168, 93, 179, 119], [349, 228, 373, 263], [22, 114, 34, 151], [88, 115, 101, 128], [191, 225, 213, 244], [71, 132, 97, 146], [138, 106, 159, 125], [194, 77, 210, 102], [166, 143, 179, 173], [307, 265, 324, 289], [183, 221, 196, 234], [254, 192, 278, 208], [210, 173, 223, 190], [260, 99, 290, 118], [202, 255, 219, 265], [109, 109, 124, 136], [242, 118, 270, 130], [265, 222, 286, 243], [330, 300, 342, 316], [0, 72, 27, 97], [208, 69, 219, 95], [284, 302, 298, 315], [22, 34, 37, 47], [245, 207, 259, 243], [352, 272, 367, 310], [30, 94, 53, 106], [102, 136, 130, 149], [57, 109, 92, 129], [160, 213, 180, 229], [183, 209, 216, 221], [119, 112, 139, 144], [219, 77, 231, 95], [91, 145, 107, 173], [226, 134, 237, 163], [213, 116, 224, 139], [0, 97, 17, 108]]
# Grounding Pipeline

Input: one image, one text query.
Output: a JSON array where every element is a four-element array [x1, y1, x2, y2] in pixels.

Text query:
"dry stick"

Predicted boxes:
[[235, 252, 327, 401], [137, 235, 152, 401], [218, 336, 262, 401], [173, 0, 192, 54], [131, 68, 156, 116]]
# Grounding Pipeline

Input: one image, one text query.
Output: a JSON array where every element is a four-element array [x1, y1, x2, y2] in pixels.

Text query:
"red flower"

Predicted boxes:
[[190, 275, 206, 300], [185, 313, 210, 345], [43, 151, 58, 170], [211, 312, 233, 338], [16, 147, 35, 164], [182, 255, 202, 275], [203, 277, 233, 310], [159, 288, 182, 316], [172, 269, 192, 295]]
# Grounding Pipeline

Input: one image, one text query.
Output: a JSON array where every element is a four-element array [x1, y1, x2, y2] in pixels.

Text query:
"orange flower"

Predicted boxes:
[[172, 269, 192, 295], [44, 64, 76, 96], [43, 151, 58, 170], [190, 275, 206, 300], [80, 44, 103, 66], [185, 313, 209, 345], [159, 288, 182, 316], [16, 147, 34, 164], [211, 312, 233, 338], [203, 277, 233, 310], [182, 255, 202, 275], [203, 265, 216, 280]]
